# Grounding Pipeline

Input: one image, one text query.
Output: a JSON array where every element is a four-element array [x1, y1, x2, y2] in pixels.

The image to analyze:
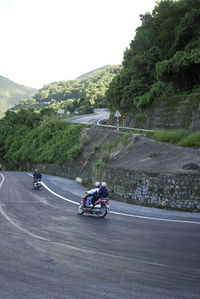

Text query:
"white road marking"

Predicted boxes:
[[0, 173, 4, 189], [1, 174, 200, 273], [42, 181, 79, 205], [0, 173, 48, 240], [38, 176, 200, 225], [1, 173, 200, 225], [109, 211, 200, 224]]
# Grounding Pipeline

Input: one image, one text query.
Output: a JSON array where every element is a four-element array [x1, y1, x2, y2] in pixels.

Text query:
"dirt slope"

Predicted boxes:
[[109, 134, 200, 174]]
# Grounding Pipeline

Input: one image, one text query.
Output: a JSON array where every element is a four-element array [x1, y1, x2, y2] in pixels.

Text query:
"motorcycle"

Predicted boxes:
[[77, 194, 109, 218], [33, 179, 42, 190]]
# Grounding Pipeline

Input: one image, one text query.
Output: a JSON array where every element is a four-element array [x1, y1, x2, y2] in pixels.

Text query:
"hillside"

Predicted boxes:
[[76, 65, 114, 79], [33, 127, 200, 211], [0, 108, 199, 211], [0, 75, 37, 114], [106, 0, 200, 117], [32, 65, 121, 108], [14, 65, 121, 114]]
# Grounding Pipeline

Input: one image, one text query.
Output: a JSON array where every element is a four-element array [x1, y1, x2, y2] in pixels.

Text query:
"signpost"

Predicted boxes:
[[122, 115, 126, 126], [115, 110, 121, 132]]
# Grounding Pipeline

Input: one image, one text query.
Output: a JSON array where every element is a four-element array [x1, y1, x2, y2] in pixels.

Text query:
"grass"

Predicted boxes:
[[120, 131, 133, 145], [178, 132, 200, 147], [146, 129, 200, 147]]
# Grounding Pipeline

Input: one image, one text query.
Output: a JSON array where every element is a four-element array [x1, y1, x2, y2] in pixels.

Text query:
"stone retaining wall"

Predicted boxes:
[[94, 166, 200, 211], [32, 162, 200, 211]]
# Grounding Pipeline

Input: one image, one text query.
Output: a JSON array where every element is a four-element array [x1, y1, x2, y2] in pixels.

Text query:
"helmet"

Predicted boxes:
[[101, 182, 107, 187], [95, 181, 100, 187]]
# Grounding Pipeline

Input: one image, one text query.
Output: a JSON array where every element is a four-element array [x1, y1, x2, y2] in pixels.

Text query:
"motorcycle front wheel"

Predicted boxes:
[[77, 204, 84, 215], [97, 204, 107, 218]]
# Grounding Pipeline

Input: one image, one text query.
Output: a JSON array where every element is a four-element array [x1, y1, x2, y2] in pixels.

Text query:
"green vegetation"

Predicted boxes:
[[14, 65, 121, 115], [106, 0, 200, 112], [179, 131, 200, 147], [147, 129, 189, 143], [0, 75, 37, 114], [93, 159, 106, 168], [146, 129, 200, 147], [0, 108, 84, 169], [120, 131, 133, 145]]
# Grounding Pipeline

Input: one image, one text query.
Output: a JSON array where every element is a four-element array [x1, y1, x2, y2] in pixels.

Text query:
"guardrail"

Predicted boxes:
[[96, 118, 154, 132], [68, 115, 154, 133]]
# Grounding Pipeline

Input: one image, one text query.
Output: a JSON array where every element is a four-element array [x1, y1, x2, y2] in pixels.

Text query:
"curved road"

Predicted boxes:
[[67, 108, 110, 125], [0, 171, 200, 299]]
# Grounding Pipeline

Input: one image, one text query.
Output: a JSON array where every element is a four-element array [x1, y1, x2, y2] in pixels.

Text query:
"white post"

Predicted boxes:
[[117, 117, 119, 132], [115, 110, 121, 133]]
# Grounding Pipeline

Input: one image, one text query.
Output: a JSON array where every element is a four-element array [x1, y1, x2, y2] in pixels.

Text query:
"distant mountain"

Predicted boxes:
[[24, 65, 122, 111], [0, 75, 37, 114], [77, 65, 114, 79]]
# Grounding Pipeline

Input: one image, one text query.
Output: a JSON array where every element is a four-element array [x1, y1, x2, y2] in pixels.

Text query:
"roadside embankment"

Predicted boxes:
[[108, 95, 200, 132], [35, 127, 200, 211]]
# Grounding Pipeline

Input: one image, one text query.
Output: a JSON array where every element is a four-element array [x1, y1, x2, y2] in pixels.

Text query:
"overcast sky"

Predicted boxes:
[[0, 0, 156, 89]]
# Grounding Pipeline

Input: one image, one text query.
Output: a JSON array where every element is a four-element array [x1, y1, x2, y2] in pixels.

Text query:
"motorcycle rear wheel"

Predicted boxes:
[[97, 204, 107, 218], [77, 204, 84, 215]]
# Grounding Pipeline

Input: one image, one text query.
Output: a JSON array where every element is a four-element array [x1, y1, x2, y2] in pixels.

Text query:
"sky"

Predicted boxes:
[[0, 0, 156, 89]]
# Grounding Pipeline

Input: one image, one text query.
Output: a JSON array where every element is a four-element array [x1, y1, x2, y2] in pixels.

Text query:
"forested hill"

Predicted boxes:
[[14, 65, 121, 114], [0, 75, 37, 114], [77, 65, 113, 79], [106, 0, 200, 113]]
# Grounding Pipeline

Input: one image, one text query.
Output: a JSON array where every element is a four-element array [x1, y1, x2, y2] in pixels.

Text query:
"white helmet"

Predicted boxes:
[[95, 181, 100, 187], [101, 182, 107, 187]]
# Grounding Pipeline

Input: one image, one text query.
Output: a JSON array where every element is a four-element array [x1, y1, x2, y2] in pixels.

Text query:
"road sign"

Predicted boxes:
[[115, 110, 121, 118]]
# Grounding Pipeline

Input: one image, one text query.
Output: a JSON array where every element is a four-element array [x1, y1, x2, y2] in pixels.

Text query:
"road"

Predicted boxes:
[[0, 171, 200, 299], [67, 108, 110, 125], [67, 108, 153, 132]]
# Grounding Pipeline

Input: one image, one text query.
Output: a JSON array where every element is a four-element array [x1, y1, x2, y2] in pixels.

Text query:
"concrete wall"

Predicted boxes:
[[109, 95, 200, 132]]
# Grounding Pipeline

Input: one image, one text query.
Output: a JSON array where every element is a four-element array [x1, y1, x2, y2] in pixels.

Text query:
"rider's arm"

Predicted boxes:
[[87, 187, 99, 195]]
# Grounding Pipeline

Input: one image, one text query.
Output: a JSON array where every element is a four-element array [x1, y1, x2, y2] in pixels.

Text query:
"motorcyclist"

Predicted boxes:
[[33, 168, 42, 182], [95, 181, 108, 201], [98, 182, 108, 198], [89, 182, 108, 207], [85, 181, 100, 208]]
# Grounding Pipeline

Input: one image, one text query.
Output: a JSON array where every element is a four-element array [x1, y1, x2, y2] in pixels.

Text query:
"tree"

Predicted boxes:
[[106, 0, 200, 111]]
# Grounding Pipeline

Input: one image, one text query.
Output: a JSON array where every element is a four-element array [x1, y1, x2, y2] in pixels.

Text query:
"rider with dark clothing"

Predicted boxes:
[[33, 169, 42, 182], [91, 182, 108, 205]]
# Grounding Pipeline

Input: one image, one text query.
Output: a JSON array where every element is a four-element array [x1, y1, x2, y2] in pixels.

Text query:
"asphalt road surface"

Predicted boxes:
[[67, 108, 110, 125], [0, 171, 200, 299]]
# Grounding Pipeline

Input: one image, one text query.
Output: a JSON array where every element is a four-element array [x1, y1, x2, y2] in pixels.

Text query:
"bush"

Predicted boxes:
[[120, 131, 132, 145], [93, 159, 106, 168], [101, 150, 112, 163], [150, 129, 189, 144], [0, 110, 84, 168], [80, 131, 90, 146], [67, 144, 83, 161], [178, 132, 200, 147]]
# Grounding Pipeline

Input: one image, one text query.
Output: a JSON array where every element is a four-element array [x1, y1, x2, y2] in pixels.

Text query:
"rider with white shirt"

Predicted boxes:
[[85, 181, 100, 207]]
